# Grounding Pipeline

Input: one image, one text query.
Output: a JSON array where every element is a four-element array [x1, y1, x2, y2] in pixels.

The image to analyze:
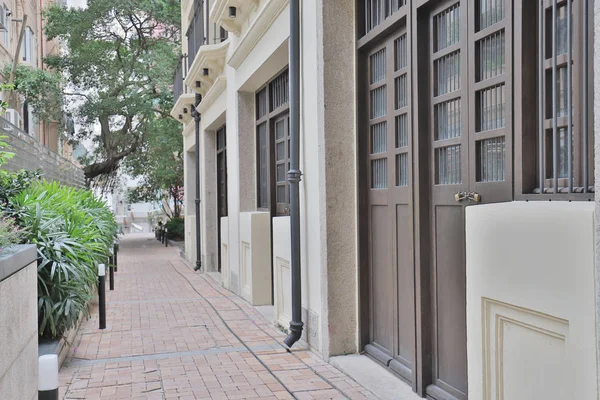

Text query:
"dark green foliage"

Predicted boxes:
[[0, 169, 42, 207], [8, 181, 118, 338], [165, 217, 184, 241], [35, 0, 182, 185]]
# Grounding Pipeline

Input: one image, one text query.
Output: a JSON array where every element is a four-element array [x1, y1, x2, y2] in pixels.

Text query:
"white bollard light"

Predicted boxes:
[[38, 354, 59, 400]]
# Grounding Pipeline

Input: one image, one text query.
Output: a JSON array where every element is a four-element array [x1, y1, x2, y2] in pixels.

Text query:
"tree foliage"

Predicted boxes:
[[26, 0, 181, 187], [125, 114, 183, 218]]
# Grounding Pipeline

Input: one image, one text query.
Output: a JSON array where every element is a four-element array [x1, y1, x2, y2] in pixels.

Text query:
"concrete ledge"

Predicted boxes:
[[330, 354, 421, 400], [39, 310, 87, 369], [0, 244, 37, 282]]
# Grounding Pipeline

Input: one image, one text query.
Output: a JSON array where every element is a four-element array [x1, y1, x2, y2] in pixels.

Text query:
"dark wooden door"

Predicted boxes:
[[364, 17, 416, 385], [425, 1, 512, 399], [216, 126, 227, 273]]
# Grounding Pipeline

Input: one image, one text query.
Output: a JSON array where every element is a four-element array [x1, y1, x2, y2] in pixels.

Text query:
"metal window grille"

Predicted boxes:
[[364, 0, 407, 34], [186, 0, 204, 63], [536, 0, 593, 194]]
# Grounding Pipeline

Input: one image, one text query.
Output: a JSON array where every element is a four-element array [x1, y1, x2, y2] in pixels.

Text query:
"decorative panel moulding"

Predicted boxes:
[[197, 76, 227, 115], [185, 39, 230, 95], [170, 93, 195, 125], [228, 0, 289, 69], [210, 0, 260, 35]]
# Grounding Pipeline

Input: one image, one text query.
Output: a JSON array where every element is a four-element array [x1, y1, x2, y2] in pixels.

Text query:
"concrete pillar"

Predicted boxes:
[[318, 0, 357, 357], [238, 92, 257, 212]]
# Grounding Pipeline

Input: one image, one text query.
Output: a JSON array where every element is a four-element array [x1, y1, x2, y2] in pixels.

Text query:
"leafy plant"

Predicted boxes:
[[0, 213, 25, 253], [0, 169, 42, 207], [165, 217, 184, 241], [9, 181, 118, 338], [0, 135, 14, 174]]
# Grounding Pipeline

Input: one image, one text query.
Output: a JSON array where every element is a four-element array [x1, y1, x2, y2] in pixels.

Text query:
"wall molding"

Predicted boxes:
[[227, 0, 289, 69]]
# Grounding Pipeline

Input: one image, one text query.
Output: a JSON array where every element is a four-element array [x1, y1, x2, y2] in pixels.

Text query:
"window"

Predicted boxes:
[[2, 5, 9, 48], [22, 27, 34, 65], [517, 0, 594, 197], [256, 69, 290, 215], [363, 0, 407, 34]]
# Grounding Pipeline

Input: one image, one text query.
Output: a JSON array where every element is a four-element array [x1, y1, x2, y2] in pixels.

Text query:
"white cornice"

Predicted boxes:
[[185, 39, 230, 95], [197, 75, 227, 115], [227, 0, 289, 69], [210, 0, 260, 35], [170, 93, 196, 124]]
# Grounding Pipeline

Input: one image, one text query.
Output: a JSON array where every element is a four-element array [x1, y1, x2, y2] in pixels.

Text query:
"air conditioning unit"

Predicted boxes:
[[5, 108, 20, 128]]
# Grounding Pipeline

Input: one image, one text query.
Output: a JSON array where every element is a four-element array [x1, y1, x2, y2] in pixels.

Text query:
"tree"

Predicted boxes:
[[125, 114, 183, 218], [21, 0, 181, 187]]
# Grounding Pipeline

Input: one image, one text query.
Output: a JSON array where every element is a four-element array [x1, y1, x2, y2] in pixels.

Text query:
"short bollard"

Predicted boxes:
[[165, 228, 168, 247], [109, 255, 115, 291], [38, 354, 59, 400], [113, 243, 118, 272], [98, 263, 106, 329]]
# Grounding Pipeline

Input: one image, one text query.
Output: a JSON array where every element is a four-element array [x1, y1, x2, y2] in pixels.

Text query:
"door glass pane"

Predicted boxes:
[[395, 74, 408, 109], [395, 114, 408, 148], [257, 123, 268, 208], [477, 30, 505, 81], [396, 153, 408, 186], [371, 158, 388, 189], [276, 142, 285, 161], [370, 48, 386, 84], [371, 86, 387, 119], [276, 185, 285, 203], [557, 4, 568, 56], [371, 122, 387, 154], [477, 84, 505, 132], [434, 4, 460, 52], [395, 34, 407, 71], [478, 0, 504, 31], [476, 137, 506, 182], [435, 99, 462, 140], [435, 144, 462, 185], [275, 119, 285, 139], [277, 163, 286, 182], [435, 51, 460, 96]]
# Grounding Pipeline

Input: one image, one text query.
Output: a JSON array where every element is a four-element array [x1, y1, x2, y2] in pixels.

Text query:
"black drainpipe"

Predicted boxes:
[[283, 0, 303, 348], [193, 93, 202, 271]]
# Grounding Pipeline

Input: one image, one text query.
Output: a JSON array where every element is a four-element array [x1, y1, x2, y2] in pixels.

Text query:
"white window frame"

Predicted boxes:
[[1, 5, 9, 48], [22, 26, 33, 64]]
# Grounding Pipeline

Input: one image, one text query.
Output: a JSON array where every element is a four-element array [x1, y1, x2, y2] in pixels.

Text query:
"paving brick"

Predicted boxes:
[[58, 234, 376, 400]]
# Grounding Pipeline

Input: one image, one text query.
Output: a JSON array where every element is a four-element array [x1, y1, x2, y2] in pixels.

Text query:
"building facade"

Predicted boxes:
[[173, 1, 600, 399]]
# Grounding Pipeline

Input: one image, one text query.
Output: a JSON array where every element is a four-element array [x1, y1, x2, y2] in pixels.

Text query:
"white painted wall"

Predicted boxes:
[[240, 212, 272, 305], [181, 0, 330, 356], [466, 202, 598, 400]]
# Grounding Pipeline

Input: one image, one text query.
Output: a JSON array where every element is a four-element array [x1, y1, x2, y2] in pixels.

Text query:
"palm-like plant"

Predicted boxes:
[[10, 181, 118, 338]]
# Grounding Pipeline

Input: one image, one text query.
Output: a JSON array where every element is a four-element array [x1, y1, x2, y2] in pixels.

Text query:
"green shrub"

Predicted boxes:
[[165, 217, 184, 240], [9, 181, 118, 338]]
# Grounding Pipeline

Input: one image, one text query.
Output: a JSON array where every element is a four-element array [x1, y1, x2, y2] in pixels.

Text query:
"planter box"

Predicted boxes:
[[0, 244, 38, 400], [39, 310, 87, 369]]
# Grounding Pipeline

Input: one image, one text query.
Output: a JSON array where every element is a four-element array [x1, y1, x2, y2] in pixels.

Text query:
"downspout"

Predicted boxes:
[[193, 93, 202, 271], [205, 0, 209, 45], [283, 0, 303, 348]]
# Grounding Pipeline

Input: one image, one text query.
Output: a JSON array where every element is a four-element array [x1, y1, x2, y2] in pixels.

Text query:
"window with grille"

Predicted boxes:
[[364, 0, 407, 34], [517, 0, 594, 197], [256, 68, 290, 215]]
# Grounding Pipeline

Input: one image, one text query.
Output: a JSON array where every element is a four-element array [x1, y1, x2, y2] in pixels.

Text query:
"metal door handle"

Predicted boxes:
[[467, 192, 481, 202], [454, 191, 468, 202]]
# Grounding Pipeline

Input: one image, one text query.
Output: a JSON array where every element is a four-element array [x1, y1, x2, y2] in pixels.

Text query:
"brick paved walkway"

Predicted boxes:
[[58, 233, 378, 400]]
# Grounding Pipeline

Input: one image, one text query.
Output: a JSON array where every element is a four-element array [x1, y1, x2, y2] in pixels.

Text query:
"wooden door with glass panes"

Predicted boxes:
[[425, 1, 512, 399], [364, 16, 416, 385]]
